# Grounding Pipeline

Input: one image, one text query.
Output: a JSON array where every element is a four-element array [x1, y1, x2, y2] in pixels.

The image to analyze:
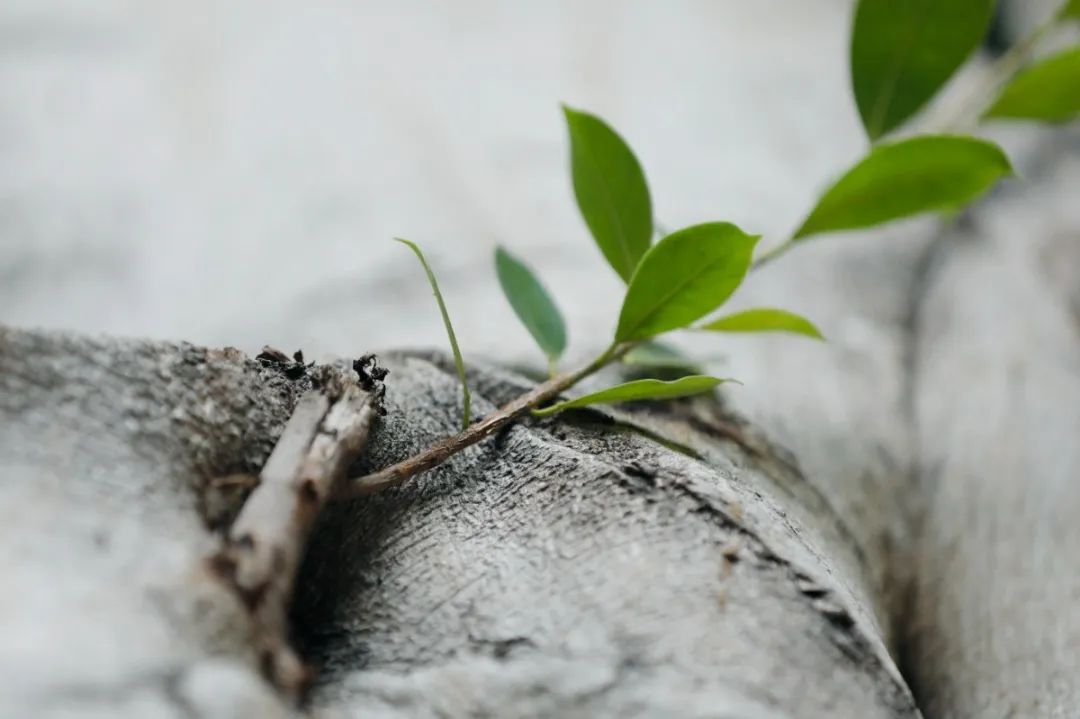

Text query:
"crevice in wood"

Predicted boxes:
[[891, 216, 955, 707], [892, 129, 1080, 717], [554, 409, 706, 460], [208, 360, 384, 698]]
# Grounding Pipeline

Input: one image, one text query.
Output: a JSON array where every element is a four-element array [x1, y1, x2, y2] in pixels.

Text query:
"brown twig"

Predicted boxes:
[[335, 343, 632, 499], [209, 365, 380, 696]]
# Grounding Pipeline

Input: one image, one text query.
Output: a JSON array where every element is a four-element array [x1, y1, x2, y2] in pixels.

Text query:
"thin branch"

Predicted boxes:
[[752, 11, 1064, 274], [336, 343, 630, 499], [208, 364, 381, 697], [936, 12, 1062, 133], [396, 238, 472, 429], [751, 239, 794, 271]]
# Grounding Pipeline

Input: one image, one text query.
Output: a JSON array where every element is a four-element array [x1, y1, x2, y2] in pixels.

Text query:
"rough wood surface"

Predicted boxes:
[[0, 327, 919, 718], [293, 351, 919, 718], [0, 329, 306, 718]]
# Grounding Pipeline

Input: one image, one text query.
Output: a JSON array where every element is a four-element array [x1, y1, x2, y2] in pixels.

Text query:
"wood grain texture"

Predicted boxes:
[[296, 354, 919, 718], [1, 2, 1078, 717]]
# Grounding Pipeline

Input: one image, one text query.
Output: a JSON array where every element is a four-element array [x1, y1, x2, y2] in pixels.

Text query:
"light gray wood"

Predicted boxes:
[[0, 329, 302, 718], [298, 350, 920, 718], [904, 132, 1080, 718]]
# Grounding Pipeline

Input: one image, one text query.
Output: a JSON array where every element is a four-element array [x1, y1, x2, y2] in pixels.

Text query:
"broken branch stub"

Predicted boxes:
[[209, 360, 384, 696]]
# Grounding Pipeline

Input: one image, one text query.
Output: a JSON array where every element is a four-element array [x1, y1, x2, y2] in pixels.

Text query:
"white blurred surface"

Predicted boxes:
[[1, 0, 865, 364]]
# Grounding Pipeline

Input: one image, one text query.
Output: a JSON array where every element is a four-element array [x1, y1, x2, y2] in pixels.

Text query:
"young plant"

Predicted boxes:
[[341, 0, 1080, 499], [395, 238, 471, 429]]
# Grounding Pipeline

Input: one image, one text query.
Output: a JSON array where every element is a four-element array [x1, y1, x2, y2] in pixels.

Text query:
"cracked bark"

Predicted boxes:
[[0, 326, 923, 717], [210, 361, 382, 696], [296, 354, 919, 717]]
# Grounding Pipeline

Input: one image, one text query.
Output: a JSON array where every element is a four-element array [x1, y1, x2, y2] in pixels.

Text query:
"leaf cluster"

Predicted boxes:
[[403, 0, 1079, 423]]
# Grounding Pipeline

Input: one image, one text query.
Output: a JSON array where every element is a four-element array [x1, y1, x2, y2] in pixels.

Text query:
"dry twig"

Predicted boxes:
[[209, 361, 383, 696]]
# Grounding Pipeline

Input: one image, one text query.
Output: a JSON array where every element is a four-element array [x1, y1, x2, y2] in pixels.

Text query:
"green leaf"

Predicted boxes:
[[395, 238, 472, 430], [532, 375, 732, 417], [494, 246, 567, 366], [698, 308, 824, 339], [563, 105, 653, 282], [622, 341, 702, 372], [615, 222, 758, 342], [1060, 0, 1080, 19], [984, 45, 1080, 123], [794, 135, 1012, 240], [851, 0, 994, 139]]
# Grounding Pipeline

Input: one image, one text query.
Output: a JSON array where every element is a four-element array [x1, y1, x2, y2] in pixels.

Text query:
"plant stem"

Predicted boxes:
[[751, 10, 1063, 272], [335, 342, 631, 499], [938, 11, 1061, 133], [750, 239, 794, 271], [395, 238, 472, 430]]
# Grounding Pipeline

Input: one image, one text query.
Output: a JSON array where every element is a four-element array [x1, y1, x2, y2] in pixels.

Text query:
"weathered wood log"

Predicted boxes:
[[0, 328, 917, 718], [297, 352, 920, 718]]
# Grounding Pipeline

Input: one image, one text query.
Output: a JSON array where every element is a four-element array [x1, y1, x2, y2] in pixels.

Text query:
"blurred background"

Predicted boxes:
[[0, 0, 1063, 367]]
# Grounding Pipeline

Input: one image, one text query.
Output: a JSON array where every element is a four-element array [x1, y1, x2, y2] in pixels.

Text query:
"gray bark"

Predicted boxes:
[[0, 331, 303, 718], [0, 323, 919, 718], [298, 353, 916, 718]]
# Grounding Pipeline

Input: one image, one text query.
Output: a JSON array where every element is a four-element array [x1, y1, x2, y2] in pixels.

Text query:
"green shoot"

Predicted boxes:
[[395, 238, 472, 430]]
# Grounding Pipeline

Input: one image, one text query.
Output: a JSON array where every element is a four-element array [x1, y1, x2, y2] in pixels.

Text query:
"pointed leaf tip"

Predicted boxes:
[[396, 238, 472, 429], [532, 375, 733, 417], [794, 135, 1012, 240], [494, 246, 567, 364], [699, 308, 824, 340], [850, 0, 994, 138], [563, 107, 653, 282], [984, 45, 1080, 124]]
